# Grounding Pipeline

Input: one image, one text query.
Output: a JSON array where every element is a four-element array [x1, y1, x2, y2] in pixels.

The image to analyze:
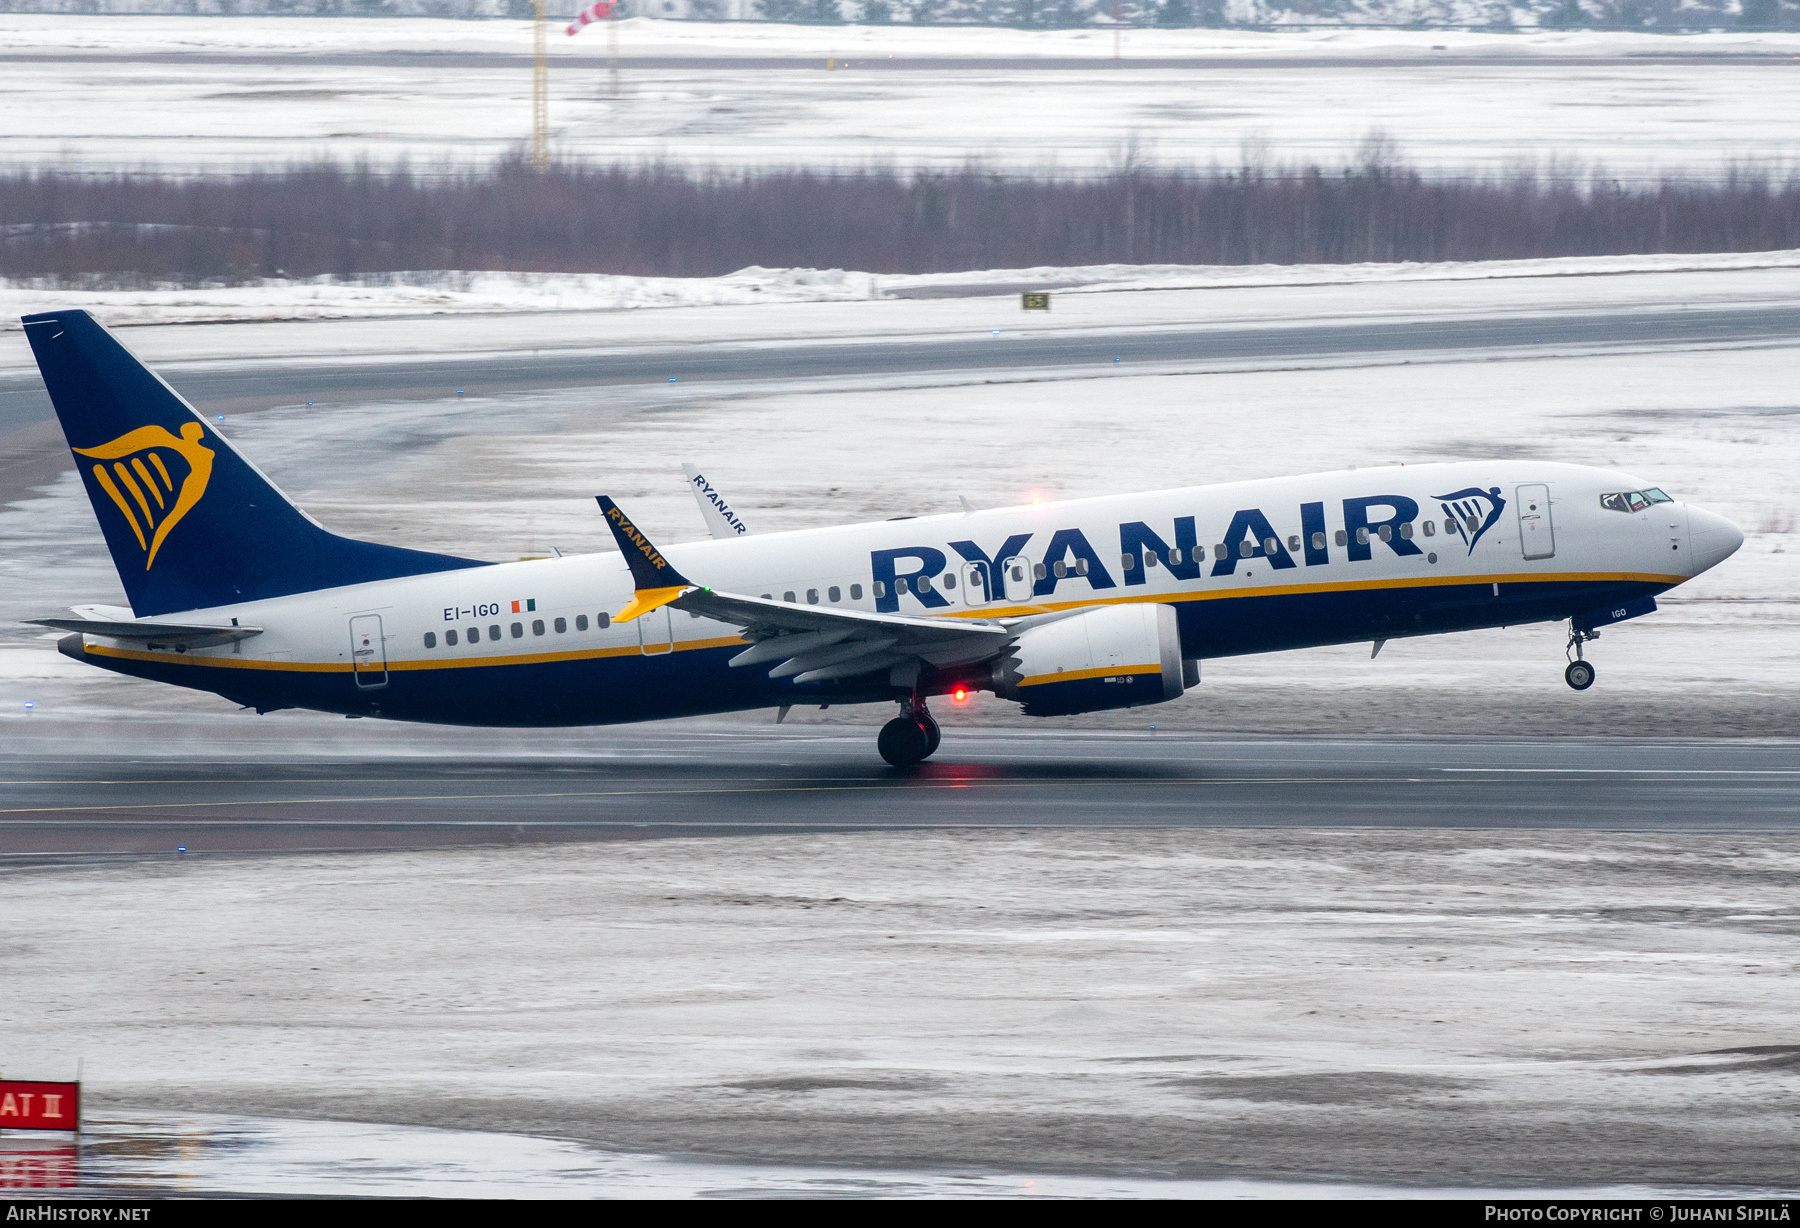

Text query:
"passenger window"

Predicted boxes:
[[1335, 530, 1347, 547], [511, 622, 524, 638], [944, 573, 956, 589], [1378, 525, 1392, 542], [1053, 561, 1067, 578], [554, 617, 566, 633], [1010, 566, 1024, 582], [1445, 518, 1458, 534], [1239, 541, 1254, 558], [1034, 563, 1047, 580], [1312, 531, 1327, 550], [532, 619, 545, 635], [467, 626, 480, 643], [1399, 522, 1413, 539], [595, 613, 611, 629], [807, 589, 819, 604], [1287, 535, 1300, 551], [829, 586, 841, 602], [1169, 548, 1182, 565], [1356, 527, 1370, 545], [873, 581, 887, 598], [1188, 548, 1201, 563], [446, 629, 459, 646], [576, 614, 588, 631], [424, 632, 437, 649], [1263, 537, 1278, 555], [784, 591, 797, 602], [917, 576, 933, 593], [1214, 543, 1228, 559], [1120, 553, 1134, 570], [851, 584, 864, 600], [896, 578, 910, 594], [489, 625, 501, 640], [1144, 552, 1158, 568], [1422, 521, 1435, 537]]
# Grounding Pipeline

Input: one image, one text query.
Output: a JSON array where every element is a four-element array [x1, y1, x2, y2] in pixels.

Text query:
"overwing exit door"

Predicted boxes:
[[1516, 484, 1555, 560], [1000, 556, 1035, 603], [349, 614, 387, 688], [639, 606, 673, 655], [960, 561, 990, 606]]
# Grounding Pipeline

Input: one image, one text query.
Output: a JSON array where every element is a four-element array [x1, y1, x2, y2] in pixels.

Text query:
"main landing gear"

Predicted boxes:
[[1564, 622, 1598, 691], [878, 696, 940, 768]]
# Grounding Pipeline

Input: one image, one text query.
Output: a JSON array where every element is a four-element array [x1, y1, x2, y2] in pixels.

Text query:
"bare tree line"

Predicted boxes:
[[4, 159, 1798, 285]]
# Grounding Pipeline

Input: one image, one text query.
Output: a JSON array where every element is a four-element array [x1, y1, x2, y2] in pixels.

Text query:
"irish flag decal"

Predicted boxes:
[[511, 599, 537, 613]]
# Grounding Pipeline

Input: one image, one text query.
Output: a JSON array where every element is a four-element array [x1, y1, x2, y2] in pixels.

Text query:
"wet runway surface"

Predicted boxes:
[[3, 731, 1796, 860], [4, 302, 1797, 440]]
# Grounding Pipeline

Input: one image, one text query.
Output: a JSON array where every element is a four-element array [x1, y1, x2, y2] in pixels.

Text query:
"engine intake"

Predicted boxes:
[[992, 603, 1186, 717]]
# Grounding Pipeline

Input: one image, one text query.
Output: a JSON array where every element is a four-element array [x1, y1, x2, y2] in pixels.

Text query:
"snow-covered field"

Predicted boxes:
[[5, 829, 1797, 1188], [3, 251, 1797, 735], [5, 17, 1800, 175], [6, 250, 1800, 327]]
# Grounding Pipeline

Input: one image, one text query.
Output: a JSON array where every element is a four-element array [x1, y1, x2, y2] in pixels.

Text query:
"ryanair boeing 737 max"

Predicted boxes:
[[21, 310, 1745, 766]]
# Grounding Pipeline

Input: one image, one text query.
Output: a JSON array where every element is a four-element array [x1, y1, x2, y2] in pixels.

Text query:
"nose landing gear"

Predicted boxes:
[[1564, 623, 1598, 691], [878, 696, 940, 767]]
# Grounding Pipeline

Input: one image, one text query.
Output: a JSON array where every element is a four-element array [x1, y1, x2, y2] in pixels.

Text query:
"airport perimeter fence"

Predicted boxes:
[[4, 159, 1800, 284]]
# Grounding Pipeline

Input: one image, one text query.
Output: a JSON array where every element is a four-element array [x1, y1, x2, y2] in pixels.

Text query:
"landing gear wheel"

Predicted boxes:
[[1564, 660, 1596, 691], [878, 716, 932, 768], [919, 711, 941, 758]]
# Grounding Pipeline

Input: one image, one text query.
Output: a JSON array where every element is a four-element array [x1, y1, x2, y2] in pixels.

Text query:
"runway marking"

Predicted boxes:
[[0, 775, 1533, 815], [1439, 768, 1800, 775]]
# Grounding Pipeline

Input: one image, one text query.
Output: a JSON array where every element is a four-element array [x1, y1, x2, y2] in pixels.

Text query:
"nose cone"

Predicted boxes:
[[1688, 506, 1744, 576]]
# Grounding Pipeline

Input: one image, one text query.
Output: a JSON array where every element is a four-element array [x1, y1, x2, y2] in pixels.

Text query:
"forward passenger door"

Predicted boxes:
[[1517, 484, 1555, 560]]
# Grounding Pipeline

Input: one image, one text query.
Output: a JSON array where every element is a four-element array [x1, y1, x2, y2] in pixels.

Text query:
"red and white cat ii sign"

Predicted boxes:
[[0, 1082, 80, 1132]]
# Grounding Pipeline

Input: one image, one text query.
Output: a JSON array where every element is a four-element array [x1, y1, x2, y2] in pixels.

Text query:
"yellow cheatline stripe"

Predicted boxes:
[[82, 635, 750, 674], [935, 570, 1686, 621], [614, 585, 689, 624], [78, 572, 1679, 676], [1017, 663, 1160, 688]]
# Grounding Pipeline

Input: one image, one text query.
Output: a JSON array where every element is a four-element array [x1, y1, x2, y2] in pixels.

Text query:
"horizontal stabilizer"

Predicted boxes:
[[29, 617, 262, 650]]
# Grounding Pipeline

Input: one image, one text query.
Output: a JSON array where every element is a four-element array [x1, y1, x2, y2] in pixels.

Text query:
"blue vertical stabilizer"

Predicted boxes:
[[23, 309, 486, 616]]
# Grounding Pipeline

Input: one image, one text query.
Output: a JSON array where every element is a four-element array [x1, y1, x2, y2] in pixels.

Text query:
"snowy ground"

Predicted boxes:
[[2, 252, 1797, 736], [4, 829, 1797, 1188], [5, 18, 1800, 176]]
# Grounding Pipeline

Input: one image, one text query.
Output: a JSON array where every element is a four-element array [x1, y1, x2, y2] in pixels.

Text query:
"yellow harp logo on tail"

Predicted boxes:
[[73, 422, 215, 570]]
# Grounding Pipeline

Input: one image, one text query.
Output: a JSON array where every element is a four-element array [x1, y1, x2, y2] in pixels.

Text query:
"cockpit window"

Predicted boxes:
[[1601, 489, 1674, 513]]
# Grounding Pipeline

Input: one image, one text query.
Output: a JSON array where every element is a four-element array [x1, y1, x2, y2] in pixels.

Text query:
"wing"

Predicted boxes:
[[595, 493, 1013, 686], [674, 588, 1012, 684]]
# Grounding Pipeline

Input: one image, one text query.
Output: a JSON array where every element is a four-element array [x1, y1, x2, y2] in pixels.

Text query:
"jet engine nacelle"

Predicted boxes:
[[992, 603, 1186, 717]]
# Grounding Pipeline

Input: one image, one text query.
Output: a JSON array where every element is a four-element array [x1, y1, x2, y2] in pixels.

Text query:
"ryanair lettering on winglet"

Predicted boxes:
[[688, 471, 748, 535], [606, 504, 670, 571], [870, 492, 1496, 611]]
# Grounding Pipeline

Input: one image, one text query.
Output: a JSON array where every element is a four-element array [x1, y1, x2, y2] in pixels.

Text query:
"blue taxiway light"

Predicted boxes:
[[669, 377, 678, 382], [22, 702, 33, 709]]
